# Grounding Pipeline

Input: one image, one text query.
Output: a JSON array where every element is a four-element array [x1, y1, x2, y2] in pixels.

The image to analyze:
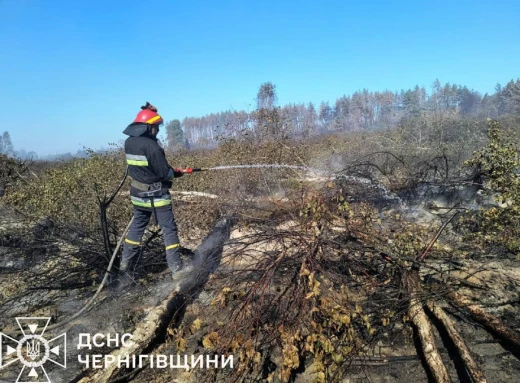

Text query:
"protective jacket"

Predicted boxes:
[[124, 126, 178, 209]]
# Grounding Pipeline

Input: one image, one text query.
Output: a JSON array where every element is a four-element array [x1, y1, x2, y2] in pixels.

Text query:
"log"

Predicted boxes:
[[427, 301, 487, 383], [77, 291, 185, 383], [76, 218, 233, 382], [449, 291, 520, 350], [405, 271, 451, 383], [409, 296, 452, 383]]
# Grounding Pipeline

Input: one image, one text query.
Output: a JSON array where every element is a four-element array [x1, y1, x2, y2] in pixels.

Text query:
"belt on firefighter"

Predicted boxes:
[[131, 179, 163, 192], [130, 180, 167, 225]]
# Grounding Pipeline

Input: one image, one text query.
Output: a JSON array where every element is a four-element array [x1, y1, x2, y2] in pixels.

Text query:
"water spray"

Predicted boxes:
[[181, 164, 328, 174], [180, 164, 404, 207]]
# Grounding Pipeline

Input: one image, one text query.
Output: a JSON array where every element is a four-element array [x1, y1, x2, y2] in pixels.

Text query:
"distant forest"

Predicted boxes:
[[164, 78, 520, 150], [2, 78, 520, 159], [0, 131, 89, 161]]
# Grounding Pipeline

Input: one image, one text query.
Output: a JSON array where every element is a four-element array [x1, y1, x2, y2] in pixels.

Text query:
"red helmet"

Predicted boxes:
[[123, 102, 164, 137], [133, 102, 164, 125]]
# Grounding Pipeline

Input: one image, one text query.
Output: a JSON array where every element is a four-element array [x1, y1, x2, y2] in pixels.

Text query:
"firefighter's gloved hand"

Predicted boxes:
[[173, 167, 184, 178]]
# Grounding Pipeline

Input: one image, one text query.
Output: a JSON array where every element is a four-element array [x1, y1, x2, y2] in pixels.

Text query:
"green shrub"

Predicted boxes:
[[5, 148, 131, 232], [463, 119, 520, 253]]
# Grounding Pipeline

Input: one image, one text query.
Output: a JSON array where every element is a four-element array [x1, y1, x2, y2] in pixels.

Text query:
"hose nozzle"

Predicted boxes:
[[183, 167, 208, 174]]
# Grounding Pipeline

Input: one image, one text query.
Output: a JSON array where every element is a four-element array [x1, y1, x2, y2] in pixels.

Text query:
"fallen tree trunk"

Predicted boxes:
[[77, 290, 185, 383], [448, 290, 520, 351], [76, 218, 233, 382], [409, 296, 452, 383], [405, 271, 452, 383], [426, 301, 487, 383]]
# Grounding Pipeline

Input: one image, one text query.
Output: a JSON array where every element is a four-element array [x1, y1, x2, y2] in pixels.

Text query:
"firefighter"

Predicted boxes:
[[119, 102, 192, 286]]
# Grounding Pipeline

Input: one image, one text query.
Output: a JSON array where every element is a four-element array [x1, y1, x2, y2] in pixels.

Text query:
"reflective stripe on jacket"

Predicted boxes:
[[124, 134, 177, 208]]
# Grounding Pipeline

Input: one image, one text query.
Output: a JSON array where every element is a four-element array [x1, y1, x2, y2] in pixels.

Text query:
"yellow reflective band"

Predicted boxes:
[[127, 159, 149, 166], [131, 199, 172, 208], [166, 243, 180, 250], [146, 115, 162, 124], [125, 238, 141, 245]]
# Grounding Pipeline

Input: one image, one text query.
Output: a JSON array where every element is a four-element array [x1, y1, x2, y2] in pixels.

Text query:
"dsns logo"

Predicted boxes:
[[0, 317, 66, 383]]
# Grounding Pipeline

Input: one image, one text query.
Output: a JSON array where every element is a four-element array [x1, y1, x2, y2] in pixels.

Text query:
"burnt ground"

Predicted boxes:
[[120, 249, 520, 383], [1, 179, 520, 383], [1, 252, 519, 383]]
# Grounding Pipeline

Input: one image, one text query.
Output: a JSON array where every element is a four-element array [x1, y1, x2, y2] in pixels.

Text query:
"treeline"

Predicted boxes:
[[0, 132, 15, 157], [0, 130, 89, 161], [165, 78, 520, 149], [0, 131, 41, 160]]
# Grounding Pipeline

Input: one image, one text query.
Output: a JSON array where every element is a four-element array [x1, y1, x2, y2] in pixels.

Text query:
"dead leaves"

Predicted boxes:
[[202, 331, 219, 349], [189, 318, 202, 334]]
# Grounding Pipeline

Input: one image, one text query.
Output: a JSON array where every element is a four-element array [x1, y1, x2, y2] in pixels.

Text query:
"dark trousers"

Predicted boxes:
[[121, 206, 182, 272]]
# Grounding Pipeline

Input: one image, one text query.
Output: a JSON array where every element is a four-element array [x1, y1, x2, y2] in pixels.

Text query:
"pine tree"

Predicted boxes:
[[1, 132, 14, 156], [165, 120, 184, 150]]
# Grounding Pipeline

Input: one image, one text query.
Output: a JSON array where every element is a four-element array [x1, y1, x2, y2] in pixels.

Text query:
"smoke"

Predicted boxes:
[[203, 163, 408, 209], [337, 174, 405, 208]]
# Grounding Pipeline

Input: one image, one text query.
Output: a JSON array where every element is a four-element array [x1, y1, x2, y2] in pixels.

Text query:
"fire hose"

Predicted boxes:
[[5, 163, 308, 336], [5, 167, 206, 336]]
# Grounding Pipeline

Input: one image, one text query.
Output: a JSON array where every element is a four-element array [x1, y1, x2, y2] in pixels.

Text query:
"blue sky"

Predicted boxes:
[[1, 0, 519, 155]]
